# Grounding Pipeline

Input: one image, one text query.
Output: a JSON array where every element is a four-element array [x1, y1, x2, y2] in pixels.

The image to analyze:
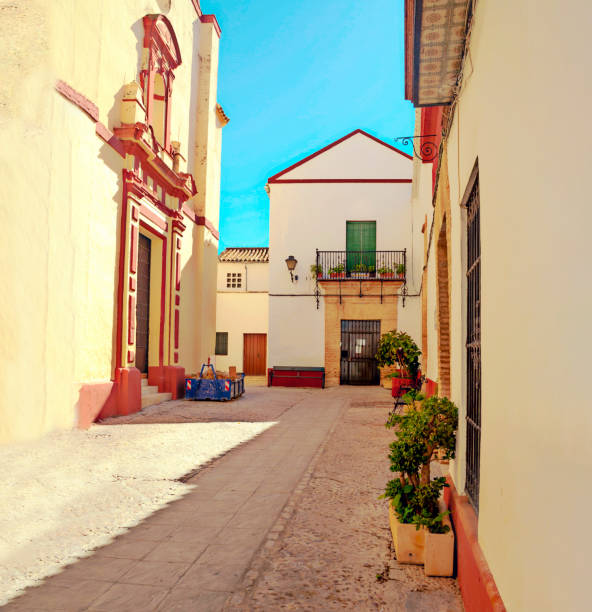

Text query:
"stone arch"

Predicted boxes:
[[437, 215, 451, 398]]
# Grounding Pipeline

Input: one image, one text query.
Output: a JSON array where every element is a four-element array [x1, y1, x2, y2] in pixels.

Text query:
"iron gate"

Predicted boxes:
[[466, 173, 481, 512], [340, 320, 380, 385]]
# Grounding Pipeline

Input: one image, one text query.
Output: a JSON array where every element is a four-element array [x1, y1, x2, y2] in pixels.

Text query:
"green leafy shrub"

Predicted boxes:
[[382, 395, 458, 533], [352, 263, 368, 272], [328, 264, 345, 274], [376, 331, 421, 380], [310, 264, 322, 275], [378, 266, 394, 274], [396, 263, 406, 275]]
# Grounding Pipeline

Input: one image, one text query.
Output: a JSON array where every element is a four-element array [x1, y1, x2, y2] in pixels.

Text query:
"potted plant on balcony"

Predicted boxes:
[[383, 395, 458, 575], [376, 331, 421, 397], [310, 263, 323, 279], [396, 263, 406, 279], [378, 265, 395, 279], [351, 263, 369, 279], [328, 264, 345, 279]]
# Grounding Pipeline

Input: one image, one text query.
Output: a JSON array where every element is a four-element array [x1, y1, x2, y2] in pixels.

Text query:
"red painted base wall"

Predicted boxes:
[[78, 367, 142, 425], [149, 365, 185, 399], [444, 476, 506, 612], [77, 382, 117, 428]]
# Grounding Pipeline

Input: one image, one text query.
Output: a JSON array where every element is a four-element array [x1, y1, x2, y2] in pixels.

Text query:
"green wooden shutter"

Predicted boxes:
[[346, 221, 376, 272]]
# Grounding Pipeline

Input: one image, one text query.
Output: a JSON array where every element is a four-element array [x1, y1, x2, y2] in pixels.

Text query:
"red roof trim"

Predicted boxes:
[[55, 80, 99, 122], [190, 0, 202, 17], [181, 203, 220, 240], [267, 129, 412, 182], [200, 14, 221, 38], [269, 178, 412, 184]]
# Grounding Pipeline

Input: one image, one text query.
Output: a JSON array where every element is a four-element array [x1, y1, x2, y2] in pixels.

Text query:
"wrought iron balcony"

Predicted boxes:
[[314, 250, 406, 281]]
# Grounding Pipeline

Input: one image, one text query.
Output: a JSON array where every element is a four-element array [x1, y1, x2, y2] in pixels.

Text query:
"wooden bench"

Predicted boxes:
[[267, 366, 325, 389]]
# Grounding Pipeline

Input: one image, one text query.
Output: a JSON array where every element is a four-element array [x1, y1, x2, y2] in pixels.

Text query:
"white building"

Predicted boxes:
[[267, 129, 419, 386], [215, 248, 269, 375]]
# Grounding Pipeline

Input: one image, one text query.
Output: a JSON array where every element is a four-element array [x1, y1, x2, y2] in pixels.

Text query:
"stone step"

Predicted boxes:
[[141, 385, 159, 396], [141, 392, 172, 409], [141, 378, 149, 387]]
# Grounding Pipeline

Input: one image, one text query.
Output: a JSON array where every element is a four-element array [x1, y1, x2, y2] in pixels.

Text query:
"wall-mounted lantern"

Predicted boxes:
[[285, 255, 298, 282]]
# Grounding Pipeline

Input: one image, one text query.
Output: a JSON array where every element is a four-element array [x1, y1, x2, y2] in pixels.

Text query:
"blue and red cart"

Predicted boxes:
[[185, 363, 245, 401]]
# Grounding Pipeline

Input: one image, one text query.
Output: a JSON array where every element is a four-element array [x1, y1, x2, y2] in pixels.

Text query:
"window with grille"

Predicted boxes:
[[465, 169, 481, 512], [215, 332, 228, 355], [226, 272, 242, 288]]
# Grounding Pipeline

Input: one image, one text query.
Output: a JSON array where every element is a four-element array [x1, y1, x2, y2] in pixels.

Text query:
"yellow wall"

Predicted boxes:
[[417, 1, 592, 609], [0, 1, 222, 443]]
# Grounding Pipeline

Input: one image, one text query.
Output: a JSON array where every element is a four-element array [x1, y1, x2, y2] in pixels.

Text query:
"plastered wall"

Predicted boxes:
[[0, 1, 222, 443], [418, 1, 592, 609], [268, 173, 418, 369]]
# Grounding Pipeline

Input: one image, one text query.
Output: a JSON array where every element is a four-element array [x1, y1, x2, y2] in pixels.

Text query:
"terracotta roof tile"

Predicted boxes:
[[219, 247, 269, 263]]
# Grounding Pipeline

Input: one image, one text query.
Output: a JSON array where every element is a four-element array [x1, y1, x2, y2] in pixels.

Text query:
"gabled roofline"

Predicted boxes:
[[267, 129, 413, 183]]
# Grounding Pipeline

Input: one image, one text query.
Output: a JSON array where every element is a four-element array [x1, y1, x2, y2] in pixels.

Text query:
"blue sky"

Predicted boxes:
[[206, 0, 415, 252]]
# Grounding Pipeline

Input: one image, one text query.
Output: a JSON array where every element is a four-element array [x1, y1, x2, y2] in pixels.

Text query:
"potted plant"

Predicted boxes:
[[376, 331, 421, 397], [378, 265, 394, 279], [368, 265, 376, 278], [396, 263, 406, 279], [310, 263, 323, 279], [328, 264, 345, 279], [382, 395, 458, 575], [351, 263, 369, 279]]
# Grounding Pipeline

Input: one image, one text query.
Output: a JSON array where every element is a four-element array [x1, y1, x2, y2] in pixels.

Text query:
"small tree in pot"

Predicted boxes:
[[376, 331, 421, 395], [382, 395, 458, 572]]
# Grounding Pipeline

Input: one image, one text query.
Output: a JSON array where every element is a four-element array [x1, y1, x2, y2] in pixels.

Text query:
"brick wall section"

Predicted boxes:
[[321, 280, 400, 386], [421, 218, 429, 372], [430, 147, 453, 398], [437, 220, 451, 398]]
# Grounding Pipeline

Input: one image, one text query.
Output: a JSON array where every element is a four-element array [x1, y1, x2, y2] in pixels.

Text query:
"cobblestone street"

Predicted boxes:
[[3, 386, 462, 611]]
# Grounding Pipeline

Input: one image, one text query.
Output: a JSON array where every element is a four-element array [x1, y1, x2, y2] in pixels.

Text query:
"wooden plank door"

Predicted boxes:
[[243, 333, 266, 375], [135, 234, 151, 373]]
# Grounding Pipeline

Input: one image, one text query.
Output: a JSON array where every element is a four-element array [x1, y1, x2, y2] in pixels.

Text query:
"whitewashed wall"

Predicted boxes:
[[417, 1, 592, 610], [268, 132, 418, 368], [215, 262, 268, 372]]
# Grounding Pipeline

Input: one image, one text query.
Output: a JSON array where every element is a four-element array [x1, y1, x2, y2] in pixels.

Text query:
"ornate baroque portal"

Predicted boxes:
[[112, 14, 196, 397]]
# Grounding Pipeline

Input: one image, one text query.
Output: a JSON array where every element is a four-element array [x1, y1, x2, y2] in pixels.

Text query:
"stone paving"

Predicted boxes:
[[3, 386, 463, 611]]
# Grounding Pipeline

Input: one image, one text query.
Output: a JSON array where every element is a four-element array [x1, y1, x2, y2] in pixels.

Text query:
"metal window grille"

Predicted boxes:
[[465, 174, 481, 512], [215, 332, 228, 355], [340, 320, 381, 385], [226, 272, 242, 288]]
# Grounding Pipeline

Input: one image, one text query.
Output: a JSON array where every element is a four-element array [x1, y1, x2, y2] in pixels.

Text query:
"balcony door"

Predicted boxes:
[[346, 221, 376, 273]]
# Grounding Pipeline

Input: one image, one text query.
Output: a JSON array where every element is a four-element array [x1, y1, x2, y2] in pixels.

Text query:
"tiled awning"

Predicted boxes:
[[219, 247, 269, 263], [405, 0, 471, 107]]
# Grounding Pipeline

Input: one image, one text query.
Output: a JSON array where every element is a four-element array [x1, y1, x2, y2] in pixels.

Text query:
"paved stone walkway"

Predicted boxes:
[[3, 386, 462, 611], [3, 389, 344, 611]]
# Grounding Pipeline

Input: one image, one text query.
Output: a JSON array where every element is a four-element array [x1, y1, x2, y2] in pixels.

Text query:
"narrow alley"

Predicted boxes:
[[2, 387, 462, 611]]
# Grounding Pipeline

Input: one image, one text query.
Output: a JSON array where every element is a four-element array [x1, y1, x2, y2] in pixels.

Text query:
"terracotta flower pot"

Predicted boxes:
[[329, 272, 345, 279], [391, 377, 413, 397]]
